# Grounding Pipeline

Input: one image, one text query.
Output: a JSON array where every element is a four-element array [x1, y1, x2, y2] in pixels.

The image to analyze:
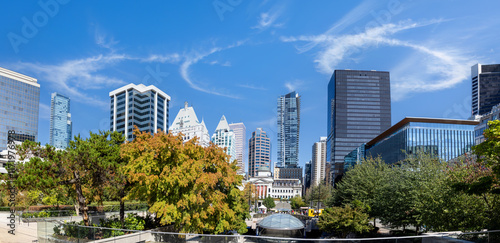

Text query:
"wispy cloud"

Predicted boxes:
[[252, 5, 285, 30], [179, 41, 246, 99], [284, 80, 304, 92], [281, 19, 472, 100], [95, 29, 119, 50], [238, 84, 267, 90], [12, 54, 129, 108]]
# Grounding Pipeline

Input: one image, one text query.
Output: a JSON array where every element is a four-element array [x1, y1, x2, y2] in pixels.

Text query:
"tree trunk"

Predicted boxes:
[[373, 218, 376, 228], [120, 189, 125, 228], [74, 171, 90, 226]]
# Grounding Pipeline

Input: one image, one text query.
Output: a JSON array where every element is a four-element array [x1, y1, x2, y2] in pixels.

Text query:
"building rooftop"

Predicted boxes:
[[257, 214, 304, 230]]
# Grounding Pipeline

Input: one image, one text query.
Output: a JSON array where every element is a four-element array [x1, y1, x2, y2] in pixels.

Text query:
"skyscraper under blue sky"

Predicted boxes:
[[110, 83, 170, 142], [49, 92, 72, 149], [277, 91, 300, 168], [327, 70, 391, 184], [0, 67, 39, 151]]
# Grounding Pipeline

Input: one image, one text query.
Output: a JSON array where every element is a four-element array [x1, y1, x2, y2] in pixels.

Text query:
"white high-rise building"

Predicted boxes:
[[169, 102, 210, 147], [211, 115, 236, 161], [229, 122, 245, 174], [110, 83, 170, 141], [312, 137, 327, 186]]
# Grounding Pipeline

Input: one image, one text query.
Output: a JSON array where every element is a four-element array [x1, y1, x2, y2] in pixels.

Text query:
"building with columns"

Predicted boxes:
[[169, 102, 210, 147], [109, 83, 170, 141]]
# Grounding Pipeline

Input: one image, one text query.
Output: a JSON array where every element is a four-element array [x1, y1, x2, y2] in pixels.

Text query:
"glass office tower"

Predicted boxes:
[[50, 93, 72, 149], [327, 70, 391, 184], [0, 67, 40, 151], [277, 91, 300, 168], [472, 64, 500, 116], [110, 83, 170, 142], [360, 117, 478, 164]]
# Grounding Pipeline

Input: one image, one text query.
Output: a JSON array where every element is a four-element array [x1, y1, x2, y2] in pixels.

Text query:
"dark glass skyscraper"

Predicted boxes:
[[472, 64, 500, 116], [50, 93, 72, 149], [327, 70, 391, 184], [0, 67, 40, 151], [277, 91, 300, 168]]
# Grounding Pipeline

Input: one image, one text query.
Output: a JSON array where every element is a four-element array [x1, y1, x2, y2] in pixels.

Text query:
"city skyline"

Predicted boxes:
[[2, 1, 500, 170]]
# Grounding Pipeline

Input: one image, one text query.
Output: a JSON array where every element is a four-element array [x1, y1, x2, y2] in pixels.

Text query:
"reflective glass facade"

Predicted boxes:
[[277, 91, 300, 168], [248, 128, 271, 177], [0, 67, 39, 150], [472, 64, 500, 116], [110, 84, 170, 142], [327, 70, 391, 183], [50, 93, 72, 149], [364, 118, 477, 164]]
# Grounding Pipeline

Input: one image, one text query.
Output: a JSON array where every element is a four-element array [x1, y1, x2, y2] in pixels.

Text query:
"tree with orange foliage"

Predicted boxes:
[[120, 129, 248, 234]]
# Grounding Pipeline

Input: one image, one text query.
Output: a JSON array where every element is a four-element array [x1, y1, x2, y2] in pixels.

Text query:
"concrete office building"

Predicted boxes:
[[311, 137, 327, 186], [248, 128, 271, 177], [110, 83, 170, 141], [229, 122, 246, 174]]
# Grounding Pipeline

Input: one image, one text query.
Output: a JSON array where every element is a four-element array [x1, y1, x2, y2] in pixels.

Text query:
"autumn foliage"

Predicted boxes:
[[120, 129, 248, 234]]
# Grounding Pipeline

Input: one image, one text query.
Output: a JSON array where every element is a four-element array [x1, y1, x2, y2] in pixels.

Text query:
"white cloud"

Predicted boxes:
[[238, 84, 266, 90], [284, 80, 304, 92], [252, 6, 284, 30], [179, 42, 245, 99], [95, 29, 119, 50], [12, 54, 129, 108], [281, 19, 473, 100]]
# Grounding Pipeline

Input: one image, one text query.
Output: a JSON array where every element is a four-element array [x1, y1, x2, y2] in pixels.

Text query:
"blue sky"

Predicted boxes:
[[1, 1, 499, 172]]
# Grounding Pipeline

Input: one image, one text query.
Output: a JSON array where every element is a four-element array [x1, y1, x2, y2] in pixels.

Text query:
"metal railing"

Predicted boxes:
[[36, 219, 500, 243]]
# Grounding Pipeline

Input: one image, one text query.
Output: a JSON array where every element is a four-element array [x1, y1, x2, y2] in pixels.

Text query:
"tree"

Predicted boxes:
[[471, 120, 500, 194], [317, 204, 372, 238], [331, 157, 389, 225], [120, 129, 248, 234], [11, 131, 125, 226], [243, 183, 258, 212], [305, 183, 332, 209], [262, 196, 275, 210], [290, 196, 306, 210]]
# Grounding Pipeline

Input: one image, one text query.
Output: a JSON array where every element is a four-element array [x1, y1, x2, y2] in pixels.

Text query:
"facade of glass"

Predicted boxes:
[[50, 93, 72, 149], [277, 91, 300, 168], [229, 122, 246, 174], [0, 67, 40, 151], [472, 64, 500, 116], [327, 70, 391, 184], [343, 144, 365, 172], [248, 128, 271, 177], [110, 84, 170, 142], [360, 118, 478, 165], [211, 115, 236, 162]]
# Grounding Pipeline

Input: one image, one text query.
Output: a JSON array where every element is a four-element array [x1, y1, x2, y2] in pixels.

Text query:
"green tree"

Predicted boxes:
[[11, 131, 125, 226], [121, 129, 248, 234], [290, 196, 306, 210], [317, 204, 372, 238], [305, 183, 332, 209], [332, 157, 388, 225], [262, 196, 275, 210], [471, 120, 500, 193]]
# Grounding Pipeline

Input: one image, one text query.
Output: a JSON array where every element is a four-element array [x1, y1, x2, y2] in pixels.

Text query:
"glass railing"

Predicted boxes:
[[36, 219, 500, 243]]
